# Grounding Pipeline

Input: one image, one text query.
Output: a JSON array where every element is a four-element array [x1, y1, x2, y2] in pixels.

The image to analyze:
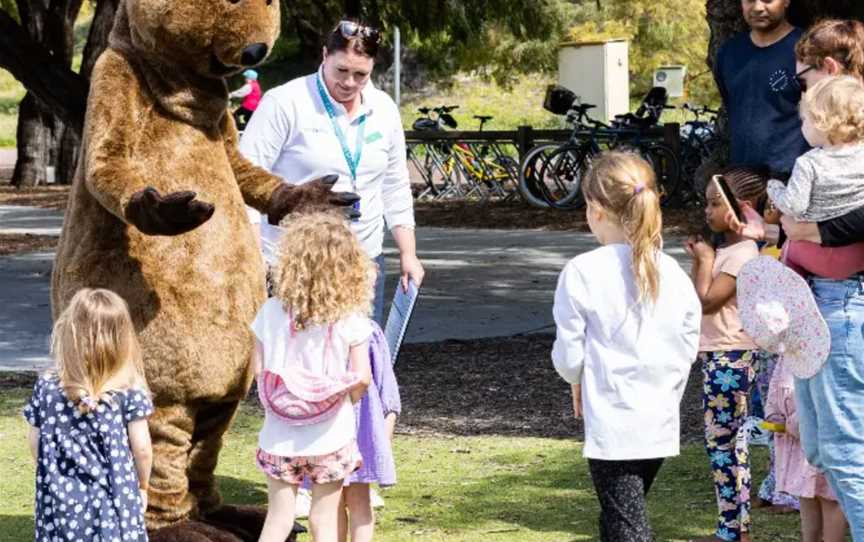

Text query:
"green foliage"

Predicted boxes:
[[0, 0, 20, 22], [566, 0, 719, 106], [400, 75, 561, 131]]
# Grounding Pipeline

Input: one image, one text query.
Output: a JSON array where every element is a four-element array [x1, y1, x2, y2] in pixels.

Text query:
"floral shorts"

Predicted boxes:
[[256, 440, 362, 485]]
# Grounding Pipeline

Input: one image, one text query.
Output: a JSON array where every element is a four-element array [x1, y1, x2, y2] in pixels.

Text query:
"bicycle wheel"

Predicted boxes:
[[538, 144, 594, 209], [517, 143, 559, 208], [642, 143, 681, 207]]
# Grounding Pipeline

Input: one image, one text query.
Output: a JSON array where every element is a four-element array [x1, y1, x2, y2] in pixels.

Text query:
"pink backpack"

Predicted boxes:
[[257, 321, 361, 426]]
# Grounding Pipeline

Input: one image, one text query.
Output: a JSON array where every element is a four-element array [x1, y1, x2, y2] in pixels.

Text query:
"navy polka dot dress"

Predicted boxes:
[[23, 374, 154, 541]]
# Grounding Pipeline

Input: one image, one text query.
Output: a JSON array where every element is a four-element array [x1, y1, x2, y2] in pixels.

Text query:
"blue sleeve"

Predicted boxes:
[[22, 377, 45, 427], [123, 388, 154, 424]]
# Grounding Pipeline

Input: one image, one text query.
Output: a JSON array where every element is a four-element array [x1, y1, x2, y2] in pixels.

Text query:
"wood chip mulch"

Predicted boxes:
[[0, 185, 70, 209], [2, 335, 705, 440], [0, 233, 58, 256]]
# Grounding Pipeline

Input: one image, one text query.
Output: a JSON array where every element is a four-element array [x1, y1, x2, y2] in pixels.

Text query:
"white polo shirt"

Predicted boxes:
[[552, 244, 702, 460], [239, 68, 415, 262]]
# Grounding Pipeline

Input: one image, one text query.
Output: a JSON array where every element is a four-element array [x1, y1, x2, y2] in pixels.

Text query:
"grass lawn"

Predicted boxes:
[[0, 383, 808, 541]]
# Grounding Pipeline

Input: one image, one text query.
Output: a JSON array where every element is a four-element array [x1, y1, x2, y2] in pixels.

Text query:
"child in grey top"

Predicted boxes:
[[767, 75, 864, 222]]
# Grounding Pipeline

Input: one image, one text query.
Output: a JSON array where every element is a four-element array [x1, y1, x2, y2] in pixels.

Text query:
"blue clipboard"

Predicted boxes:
[[383, 280, 419, 365]]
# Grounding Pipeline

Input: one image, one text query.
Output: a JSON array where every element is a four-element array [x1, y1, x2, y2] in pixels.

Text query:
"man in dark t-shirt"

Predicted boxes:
[[715, 0, 809, 175]]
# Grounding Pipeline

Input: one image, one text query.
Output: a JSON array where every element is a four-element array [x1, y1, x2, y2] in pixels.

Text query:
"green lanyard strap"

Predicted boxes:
[[316, 73, 367, 191]]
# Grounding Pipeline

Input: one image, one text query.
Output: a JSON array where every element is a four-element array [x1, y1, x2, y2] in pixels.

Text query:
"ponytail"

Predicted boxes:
[[583, 151, 663, 303]]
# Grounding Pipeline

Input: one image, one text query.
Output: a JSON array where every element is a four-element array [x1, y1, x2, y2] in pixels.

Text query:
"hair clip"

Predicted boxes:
[[79, 394, 98, 411], [633, 183, 645, 195]]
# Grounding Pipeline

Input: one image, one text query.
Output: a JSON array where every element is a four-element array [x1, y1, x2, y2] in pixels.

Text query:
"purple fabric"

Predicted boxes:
[[301, 323, 401, 488], [349, 323, 401, 486]]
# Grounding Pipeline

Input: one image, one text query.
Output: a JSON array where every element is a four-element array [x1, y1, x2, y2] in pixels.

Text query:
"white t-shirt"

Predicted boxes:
[[552, 244, 702, 460], [251, 298, 374, 456], [239, 68, 415, 263]]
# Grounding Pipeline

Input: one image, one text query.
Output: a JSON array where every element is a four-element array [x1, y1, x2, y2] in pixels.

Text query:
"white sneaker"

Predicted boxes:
[[295, 487, 312, 519]]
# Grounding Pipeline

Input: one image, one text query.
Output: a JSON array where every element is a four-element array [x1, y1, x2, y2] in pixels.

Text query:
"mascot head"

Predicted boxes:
[[115, 0, 280, 79]]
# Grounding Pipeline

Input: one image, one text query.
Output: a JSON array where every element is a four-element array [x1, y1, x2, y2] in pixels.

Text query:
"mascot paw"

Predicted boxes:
[[125, 187, 215, 235], [267, 174, 360, 225], [201, 504, 306, 542], [148, 520, 243, 542]]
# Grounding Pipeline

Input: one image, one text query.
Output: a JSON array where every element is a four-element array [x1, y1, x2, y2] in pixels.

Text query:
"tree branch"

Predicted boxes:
[[0, 9, 87, 134]]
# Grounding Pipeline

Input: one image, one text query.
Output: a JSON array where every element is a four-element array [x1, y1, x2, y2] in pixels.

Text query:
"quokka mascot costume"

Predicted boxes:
[[50, 0, 356, 538]]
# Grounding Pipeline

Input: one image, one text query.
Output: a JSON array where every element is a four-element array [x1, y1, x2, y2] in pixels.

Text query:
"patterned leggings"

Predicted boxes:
[[588, 458, 664, 542], [701, 350, 757, 542]]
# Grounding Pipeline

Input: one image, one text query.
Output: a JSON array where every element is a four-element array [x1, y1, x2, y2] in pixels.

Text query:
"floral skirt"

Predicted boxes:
[[256, 440, 362, 485]]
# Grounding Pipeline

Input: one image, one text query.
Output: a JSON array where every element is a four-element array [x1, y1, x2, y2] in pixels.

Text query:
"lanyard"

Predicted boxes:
[[316, 73, 366, 190]]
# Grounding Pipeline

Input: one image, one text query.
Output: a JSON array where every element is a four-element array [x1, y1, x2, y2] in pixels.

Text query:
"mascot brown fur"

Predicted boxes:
[[50, 0, 354, 539]]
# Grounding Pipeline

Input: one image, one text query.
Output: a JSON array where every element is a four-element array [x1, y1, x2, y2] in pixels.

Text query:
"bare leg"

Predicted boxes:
[[799, 497, 822, 542], [343, 484, 375, 542], [820, 497, 849, 542], [384, 413, 397, 443], [258, 478, 298, 542], [310, 481, 345, 542], [337, 492, 349, 542]]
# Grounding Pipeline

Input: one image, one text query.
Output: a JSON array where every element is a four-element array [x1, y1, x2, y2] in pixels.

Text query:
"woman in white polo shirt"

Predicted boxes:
[[239, 19, 424, 324]]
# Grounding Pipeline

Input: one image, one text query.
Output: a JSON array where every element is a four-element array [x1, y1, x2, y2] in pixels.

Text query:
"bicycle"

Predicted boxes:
[[408, 105, 462, 199], [676, 103, 719, 206], [527, 89, 682, 209], [409, 106, 519, 200]]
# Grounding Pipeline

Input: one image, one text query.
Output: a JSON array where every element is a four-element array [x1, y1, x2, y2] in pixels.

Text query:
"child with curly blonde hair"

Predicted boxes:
[[253, 211, 375, 542], [767, 75, 864, 221]]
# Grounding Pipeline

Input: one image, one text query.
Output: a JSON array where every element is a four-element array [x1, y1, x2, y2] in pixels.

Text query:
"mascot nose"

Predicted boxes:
[[241, 43, 269, 66]]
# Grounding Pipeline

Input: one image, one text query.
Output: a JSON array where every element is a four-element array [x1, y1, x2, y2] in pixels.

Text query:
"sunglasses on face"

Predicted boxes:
[[795, 65, 815, 92], [335, 21, 381, 46]]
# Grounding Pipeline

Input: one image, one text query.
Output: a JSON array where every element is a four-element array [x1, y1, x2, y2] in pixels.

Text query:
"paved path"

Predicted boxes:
[[0, 204, 689, 371]]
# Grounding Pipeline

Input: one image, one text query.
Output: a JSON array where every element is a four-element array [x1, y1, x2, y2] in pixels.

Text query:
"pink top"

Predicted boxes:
[[699, 240, 759, 352], [783, 240, 864, 280], [242, 80, 262, 111], [765, 360, 837, 500]]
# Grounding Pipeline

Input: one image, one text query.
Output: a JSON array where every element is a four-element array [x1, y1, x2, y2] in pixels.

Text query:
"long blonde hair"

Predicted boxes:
[[272, 212, 376, 329], [52, 288, 147, 414], [582, 151, 663, 303]]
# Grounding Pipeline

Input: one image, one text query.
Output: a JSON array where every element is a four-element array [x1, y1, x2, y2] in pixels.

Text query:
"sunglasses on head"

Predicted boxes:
[[335, 20, 381, 46], [795, 65, 815, 92]]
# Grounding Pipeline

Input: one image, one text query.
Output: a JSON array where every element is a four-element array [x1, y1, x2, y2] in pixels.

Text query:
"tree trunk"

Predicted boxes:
[[12, 93, 54, 186], [0, 10, 87, 131], [8, 0, 85, 186], [80, 0, 118, 80]]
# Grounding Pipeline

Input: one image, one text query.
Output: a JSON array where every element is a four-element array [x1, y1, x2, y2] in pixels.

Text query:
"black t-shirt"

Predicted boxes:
[[715, 28, 810, 175]]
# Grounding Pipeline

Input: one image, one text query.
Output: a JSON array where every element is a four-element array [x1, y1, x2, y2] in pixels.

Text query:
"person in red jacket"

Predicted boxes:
[[231, 69, 262, 131]]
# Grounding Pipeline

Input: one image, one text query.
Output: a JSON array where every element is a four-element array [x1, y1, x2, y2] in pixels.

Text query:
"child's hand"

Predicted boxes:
[[763, 199, 782, 225], [139, 488, 149, 511], [685, 235, 714, 261], [571, 384, 582, 419], [727, 202, 766, 241]]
